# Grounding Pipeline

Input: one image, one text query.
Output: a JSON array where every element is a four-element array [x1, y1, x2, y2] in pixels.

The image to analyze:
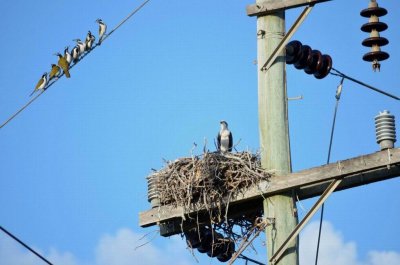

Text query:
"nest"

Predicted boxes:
[[148, 151, 273, 263], [153, 151, 271, 209]]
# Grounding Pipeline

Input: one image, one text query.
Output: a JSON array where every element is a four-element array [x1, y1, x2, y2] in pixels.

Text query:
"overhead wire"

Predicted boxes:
[[330, 67, 400, 101], [0, 0, 151, 130], [314, 76, 344, 265], [0, 225, 54, 265]]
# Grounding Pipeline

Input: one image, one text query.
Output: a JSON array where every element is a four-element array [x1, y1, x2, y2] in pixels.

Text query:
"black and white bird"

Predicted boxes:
[[71, 46, 80, 63], [85, 31, 95, 51], [217, 120, 233, 152], [64, 46, 72, 65], [74, 39, 86, 54], [96, 19, 107, 45]]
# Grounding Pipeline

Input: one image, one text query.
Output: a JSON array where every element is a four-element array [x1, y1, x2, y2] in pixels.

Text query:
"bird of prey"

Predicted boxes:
[[74, 39, 86, 54], [71, 46, 80, 63], [64, 46, 72, 65], [85, 31, 95, 51], [217, 120, 233, 152], [56, 53, 71, 78], [30, 73, 47, 96], [49, 64, 61, 80], [96, 19, 107, 45]]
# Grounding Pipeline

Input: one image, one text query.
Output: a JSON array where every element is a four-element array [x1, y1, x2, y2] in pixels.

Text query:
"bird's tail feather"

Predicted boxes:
[[29, 89, 36, 97], [65, 70, 71, 78]]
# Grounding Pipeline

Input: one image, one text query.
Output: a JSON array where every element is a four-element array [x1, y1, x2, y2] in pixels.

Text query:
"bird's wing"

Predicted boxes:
[[228, 132, 233, 151], [35, 78, 44, 90], [217, 133, 221, 150]]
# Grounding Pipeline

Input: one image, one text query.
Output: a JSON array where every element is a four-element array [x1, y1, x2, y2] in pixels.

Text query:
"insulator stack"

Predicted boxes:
[[147, 173, 160, 208], [375, 110, 396, 150], [185, 227, 235, 262], [285, 40, 332, 79], [360, 0, 389, 72]]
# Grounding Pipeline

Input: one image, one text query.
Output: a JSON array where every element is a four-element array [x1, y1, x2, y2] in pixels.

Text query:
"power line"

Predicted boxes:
[[330, 67, 400, 101], [0, 226, 54, 265], [315, 77, 344, 265], [0, 0, 151, 130]]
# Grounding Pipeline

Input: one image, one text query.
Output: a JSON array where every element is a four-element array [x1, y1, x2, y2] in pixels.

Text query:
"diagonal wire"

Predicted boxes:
[[315, 76, 344, 265], [330, 67, 400, 101], [0, 0, 151, 130], [0, 226, 54, 265]]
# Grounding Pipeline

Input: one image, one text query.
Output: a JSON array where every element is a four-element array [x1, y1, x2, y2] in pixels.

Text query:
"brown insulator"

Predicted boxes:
[[314, 55, 332, 79], [360, 0, 387, 18], [294, 45, 312, 70], [304, 50, 323, 74], [361, 21, 388, 32], [285, 40, 303, 64]]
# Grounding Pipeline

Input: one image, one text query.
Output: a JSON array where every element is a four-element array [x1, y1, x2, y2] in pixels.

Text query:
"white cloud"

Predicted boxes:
[[300, 221, 400, 265], [0, 228, 192, 265], [1, 224, 399, 265]]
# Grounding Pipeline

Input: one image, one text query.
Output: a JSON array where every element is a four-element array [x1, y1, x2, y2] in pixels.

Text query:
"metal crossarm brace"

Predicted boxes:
[[246, 0, 332, 17], [260, 5, 313, 72], [269, 178, 343, 265]]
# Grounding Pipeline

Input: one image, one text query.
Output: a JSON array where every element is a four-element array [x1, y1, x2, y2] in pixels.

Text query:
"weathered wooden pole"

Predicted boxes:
[[256, 4, 299, 265]]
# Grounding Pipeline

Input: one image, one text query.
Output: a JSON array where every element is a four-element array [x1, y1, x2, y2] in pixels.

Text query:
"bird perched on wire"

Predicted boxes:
[[96, 19, 107, 45], [49, 64, 61, 80], [30, 73, 47, 96], [217, 120, 233, 153], [64, 47, 72, 65], [74, 39, 86, 55], [56, 53, 71, 78], [71, 46, 80, 63], [85, 31, 95, 51]]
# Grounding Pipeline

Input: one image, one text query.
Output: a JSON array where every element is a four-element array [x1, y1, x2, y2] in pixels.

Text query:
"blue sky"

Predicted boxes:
[[0, 1, 399, 265]]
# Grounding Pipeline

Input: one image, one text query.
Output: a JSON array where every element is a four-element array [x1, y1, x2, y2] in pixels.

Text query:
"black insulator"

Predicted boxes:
[[285, 40, 303, 64], [362, 36, 389, 47], [217, 240, 235, 262], [304, 50, 322, 74], [294, 45, 312, 70], [206, 232, 224, 257], [361, 21, 388, 32], [184, 229, 201, 249], [314, 55, 332, 79], [360, 6, 387, 18], [363, 50, 389, 62], [285, 40, 333, 79], [197, 229, 213, 253]]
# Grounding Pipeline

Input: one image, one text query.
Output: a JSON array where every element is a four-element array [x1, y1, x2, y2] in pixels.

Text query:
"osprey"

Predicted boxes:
[[30, 73, 48, 96], [217, 121, 233, 152], [96, 19, 107, 45]]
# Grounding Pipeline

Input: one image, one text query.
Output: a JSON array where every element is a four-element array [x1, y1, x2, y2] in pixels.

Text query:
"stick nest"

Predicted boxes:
[[151, 151, 271, 213]]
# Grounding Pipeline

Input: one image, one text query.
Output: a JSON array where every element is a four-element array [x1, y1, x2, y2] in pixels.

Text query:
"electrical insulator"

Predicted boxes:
[[185, 227, 236, 262], [146, 173, 160, 208], [285, 40, 332, 79], [375, 110, 396, 150], [184, 229, 201, 249], [217, 239, 235, 262], [360, 0, 389, 71], [197, 228, 213, 253]]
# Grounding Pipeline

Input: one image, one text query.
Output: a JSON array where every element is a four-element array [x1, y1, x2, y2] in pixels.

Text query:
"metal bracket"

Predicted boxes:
[[246, 0, 331, 17], [269, 178, 343, 265], [260, 5, 314, 72]]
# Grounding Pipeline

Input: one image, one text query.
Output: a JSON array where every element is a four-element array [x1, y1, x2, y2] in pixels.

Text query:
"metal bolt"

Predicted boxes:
[[375, 110, 396, 150]]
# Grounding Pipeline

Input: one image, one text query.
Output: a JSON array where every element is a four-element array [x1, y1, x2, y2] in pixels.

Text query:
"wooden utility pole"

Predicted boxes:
[[139, 1, 400, 264], [256, 4, 299, 265]]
